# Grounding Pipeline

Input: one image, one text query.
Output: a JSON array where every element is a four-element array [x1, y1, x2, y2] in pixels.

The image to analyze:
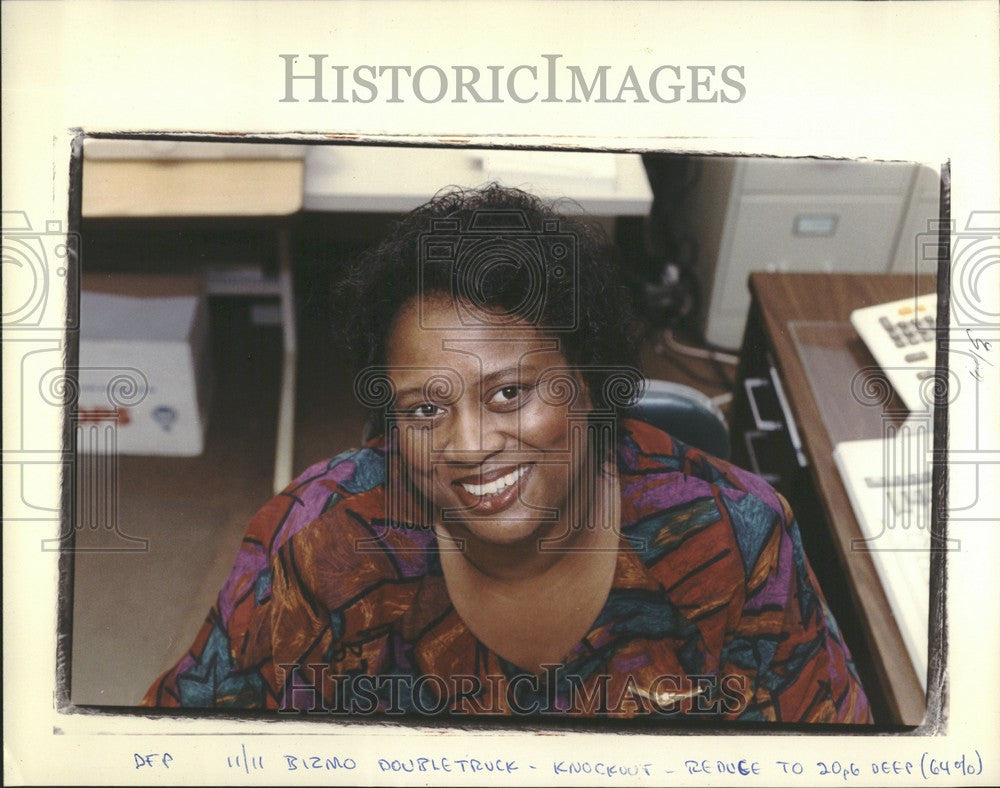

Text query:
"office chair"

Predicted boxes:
[[624, 378, 731, 460]]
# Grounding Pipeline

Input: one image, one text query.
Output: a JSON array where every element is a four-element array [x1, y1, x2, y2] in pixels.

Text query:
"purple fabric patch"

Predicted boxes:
[[613, 653, 651, 673], [297, 461, 354, 514], [823, 636, 847, 685], [328, 459, 359, 485], [271, 458, 355, 551], [219, 542, 268, 623], [625, 473, 712, 515], [617, 439, 639, 471], [743, 523, 794, 611], [173, 652, 196, 676], [382, 525, 436, 579], [726, 464, 782, 514], [392, 632, 414, 672]]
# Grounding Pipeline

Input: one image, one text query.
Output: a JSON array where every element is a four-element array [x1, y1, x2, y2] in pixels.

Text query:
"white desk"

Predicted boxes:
[[304, 146, 653, 216]]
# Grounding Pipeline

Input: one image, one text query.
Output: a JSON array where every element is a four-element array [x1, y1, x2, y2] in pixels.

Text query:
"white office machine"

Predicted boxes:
[[833, 418, 944, 692], [850, 293, 939, 413]]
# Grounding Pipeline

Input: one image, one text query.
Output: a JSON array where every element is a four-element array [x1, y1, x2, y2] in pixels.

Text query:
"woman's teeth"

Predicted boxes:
[[460, 465, 527, 497]]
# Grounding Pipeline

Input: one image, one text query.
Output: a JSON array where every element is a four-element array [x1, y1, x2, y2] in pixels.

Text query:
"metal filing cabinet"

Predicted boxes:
[[686, 157, 941, 349]]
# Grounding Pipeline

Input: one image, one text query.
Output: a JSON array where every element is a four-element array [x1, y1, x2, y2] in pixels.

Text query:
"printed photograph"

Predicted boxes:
[[64, 139, 944, 728]]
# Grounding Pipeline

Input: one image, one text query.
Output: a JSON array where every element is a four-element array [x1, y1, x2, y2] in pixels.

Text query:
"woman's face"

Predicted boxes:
[[385, 295, 594, 550]]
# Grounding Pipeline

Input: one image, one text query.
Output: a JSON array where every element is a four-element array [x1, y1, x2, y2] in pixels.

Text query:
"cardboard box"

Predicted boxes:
[[78, 273, 211, 456]]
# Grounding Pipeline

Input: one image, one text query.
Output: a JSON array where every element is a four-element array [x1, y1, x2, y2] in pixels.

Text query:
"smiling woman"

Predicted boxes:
[[142, 184, 872, 723], [386, 294, 623, 674]]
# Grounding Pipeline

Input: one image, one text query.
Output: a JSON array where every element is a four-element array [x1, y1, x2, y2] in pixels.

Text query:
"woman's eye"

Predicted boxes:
[[489, 385, 527, 406], [409, 403, 441, 419]]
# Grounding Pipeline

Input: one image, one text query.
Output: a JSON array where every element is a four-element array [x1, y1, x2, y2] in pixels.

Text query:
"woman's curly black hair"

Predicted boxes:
[[336, 182, 644, 415]]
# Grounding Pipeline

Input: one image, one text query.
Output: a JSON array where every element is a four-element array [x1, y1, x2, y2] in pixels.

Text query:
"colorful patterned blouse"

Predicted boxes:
[[143, 419, 871, 723]]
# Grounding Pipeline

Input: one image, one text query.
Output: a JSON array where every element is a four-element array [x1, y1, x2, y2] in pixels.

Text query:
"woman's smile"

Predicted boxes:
[[449, 462, 534, 513]]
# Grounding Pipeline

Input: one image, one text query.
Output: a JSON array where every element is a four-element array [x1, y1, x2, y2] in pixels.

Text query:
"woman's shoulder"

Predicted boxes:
[[619, 418, 787, 519], [262, 441, 439, 591], [246, 443, 390, 554], [286, 443, 389, 513], [224, 441, 435, 646], [618, 419, 792, 586]]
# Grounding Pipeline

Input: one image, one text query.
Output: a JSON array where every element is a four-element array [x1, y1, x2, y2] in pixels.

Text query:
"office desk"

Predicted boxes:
[[733, 272, 937, 726]]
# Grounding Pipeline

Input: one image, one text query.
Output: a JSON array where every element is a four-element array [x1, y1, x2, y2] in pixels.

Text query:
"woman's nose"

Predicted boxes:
[[439, 403, 503, 459]]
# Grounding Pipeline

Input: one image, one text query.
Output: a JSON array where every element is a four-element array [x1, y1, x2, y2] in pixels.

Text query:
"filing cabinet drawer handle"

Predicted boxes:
[[744, 377, 783, 431], [743, 430, 781, 484], [768, 366, 808, 469]]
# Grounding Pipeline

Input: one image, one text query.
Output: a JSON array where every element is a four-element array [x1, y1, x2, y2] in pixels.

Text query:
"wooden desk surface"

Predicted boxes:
[[748, 272, 937, 726], [83, 158, 305, 218]]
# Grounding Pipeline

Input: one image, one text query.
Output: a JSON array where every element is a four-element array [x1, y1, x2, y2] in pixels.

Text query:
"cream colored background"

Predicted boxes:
[[3, 1, 998, 785]]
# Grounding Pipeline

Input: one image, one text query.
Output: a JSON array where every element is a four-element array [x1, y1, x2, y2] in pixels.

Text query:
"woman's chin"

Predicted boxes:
[[440, 514, 548, 551]]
